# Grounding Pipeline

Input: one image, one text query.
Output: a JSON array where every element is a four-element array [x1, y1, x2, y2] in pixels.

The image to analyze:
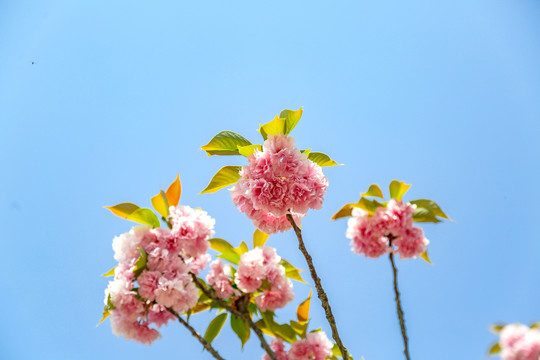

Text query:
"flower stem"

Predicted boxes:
[[286, 214, 350, 360], [190, 273, 278, 360], [168, 308, 226, 360], [388, 249, 411, 360]]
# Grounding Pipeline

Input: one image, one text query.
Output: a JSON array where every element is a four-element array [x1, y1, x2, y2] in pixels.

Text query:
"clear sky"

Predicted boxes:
[[1, 1, 539, 359]]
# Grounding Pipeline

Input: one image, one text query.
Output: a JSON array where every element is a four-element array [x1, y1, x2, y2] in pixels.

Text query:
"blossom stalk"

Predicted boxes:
[[286, 214, 350, 360], [389, 235, 410, 360], [168, 308, 226, 360]]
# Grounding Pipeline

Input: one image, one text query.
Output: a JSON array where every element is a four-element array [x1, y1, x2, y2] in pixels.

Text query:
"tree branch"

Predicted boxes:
[[286, 214, 350, 360], [168, 308, 227, 360], [189, 273, 278, 360]]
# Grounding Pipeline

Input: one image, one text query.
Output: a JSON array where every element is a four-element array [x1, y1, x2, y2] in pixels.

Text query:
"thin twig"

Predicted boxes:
[[388, 236, 411, 360], [286, 214, 350, 360], [168, 308, 226, 360], [189, 273, 278, 360]]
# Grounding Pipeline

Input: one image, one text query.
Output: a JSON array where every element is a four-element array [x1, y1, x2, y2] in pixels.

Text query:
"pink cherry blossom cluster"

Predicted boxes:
[[262, 332, 334, 360], [104, 205, 215, 345], [206, 259, 237, 299], [230, 134, 329, 234], [232, 246, 295, 312], [346, 199, 428, 259], [499, 324, 540, 360]]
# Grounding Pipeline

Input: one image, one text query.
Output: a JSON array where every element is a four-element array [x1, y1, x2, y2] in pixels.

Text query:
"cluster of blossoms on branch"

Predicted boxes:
[[206, 245, 296, 313], [231, 133, 328, 234], [100, 108, 464, 360], [104, 205, 215, 344], [346, 199, 428, 259], [264, 332, 334, 360], [490, 323, 540, 360]]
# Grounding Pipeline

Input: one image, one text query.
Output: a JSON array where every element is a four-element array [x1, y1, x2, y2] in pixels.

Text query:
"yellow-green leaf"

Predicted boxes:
[[151, 190, 170, 218], [200, 166, 242, 194], [297, 290, 312, 322], [204, 313, 228, 344], [488, 342, 501, 355], [491, 324, 505, 333], [105, 203, 160, 228], [102, 266, 116, 277], [166, 174, 182, 207], [361, 184, 384, 199], [133, 246, 147, 277], [281, 259, 306, 283], [280, 108, 303, 135], [331, 203, 356, 220], [238, 144, 262, 157], [209, 238, 240, 264], [308, 152, 340, 167], [409, 199, 450, 220], [99, 310, 111, 325], [301, 149, 311, 157], [531, 322, 540, 329], [356, 197, 385, 216], [230, 314, 250, 348], [259, 116, 286, 140], [235, 241, 249, 255], [389, 180, 411, 201], [255, 319, 275, 337], [104, 202, 139, 218], [201, 131, 252, 156], [290, 320, 308, 338], [253, 229, 269, 248], [99, 294, 115, 325], [419, 250, 432, 264]]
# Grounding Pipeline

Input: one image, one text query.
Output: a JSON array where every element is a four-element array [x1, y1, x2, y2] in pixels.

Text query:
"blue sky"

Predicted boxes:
[[1, 1, 539, 359]]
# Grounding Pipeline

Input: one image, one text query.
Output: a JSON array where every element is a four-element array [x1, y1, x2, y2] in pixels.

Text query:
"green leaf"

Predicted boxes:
[[237, 144, 262, 157], [200, 166, 242, 194], [201, 131, 252, 156], [301, 149, 311, 157], [280, 259, 306, 283], [488, 342, 501, 355], [253, 229, 269, 248], [102, 266, 116, 277], [332, 344, 342, 357], [235, 241, 249, 255], [204, 313, 228, 344], [361, 184, 384, 198], [331, 203, 356, 220], [132, 246, 147, 277], [165, 173, 182, 207], [280, 108, 303, 135], [409, 199, 450, 220], [412, 207, 442, 223], [209, 238, 240, 264], [307, 152, 340, 167], [389, 180, 411, 201], [151, 190, 170, 218], [105, 203, 160, 228], [419, 250, 432, 264], [230, 314, 250, 348], [255, 319, 275, 337], [259, 116, 286, 140], [297, 290, 312, 322]]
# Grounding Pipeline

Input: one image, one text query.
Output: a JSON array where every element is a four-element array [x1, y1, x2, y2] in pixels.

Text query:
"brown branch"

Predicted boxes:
[[167, 308, 226, 360], [189, 273, 278, 360], [388, 236, 411, 360], [286, 214, 350, 360]]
